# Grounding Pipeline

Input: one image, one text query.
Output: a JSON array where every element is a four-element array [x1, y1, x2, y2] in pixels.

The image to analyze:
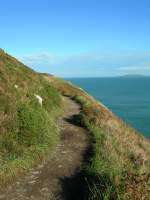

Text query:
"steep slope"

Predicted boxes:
[[0, 49, 62, 184], [44, 75, 150, 200]]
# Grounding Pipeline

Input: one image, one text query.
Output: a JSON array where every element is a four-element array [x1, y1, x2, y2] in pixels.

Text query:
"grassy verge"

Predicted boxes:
[[45, 76, 150, 200], [76, 97, 150, 200], [73, 96, 126, 200], [0, 81, 62, 185]]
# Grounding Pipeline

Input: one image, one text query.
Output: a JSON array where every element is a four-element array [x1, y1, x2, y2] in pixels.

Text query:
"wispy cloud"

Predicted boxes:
[[19, 51, 150, 77], [118, 66, 150, 71], [21, 53, 62, 65]]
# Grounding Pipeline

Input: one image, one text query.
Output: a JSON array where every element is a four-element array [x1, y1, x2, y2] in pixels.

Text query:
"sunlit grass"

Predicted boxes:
[[0, 51, 62, 185], [46, 76, 150, 200]]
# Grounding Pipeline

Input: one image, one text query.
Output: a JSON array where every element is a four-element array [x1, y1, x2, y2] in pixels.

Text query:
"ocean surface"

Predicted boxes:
[[66, 77, 150, 138]]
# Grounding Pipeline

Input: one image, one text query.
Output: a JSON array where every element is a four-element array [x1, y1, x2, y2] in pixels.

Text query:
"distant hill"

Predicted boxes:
[[121, 74, 147, 78]]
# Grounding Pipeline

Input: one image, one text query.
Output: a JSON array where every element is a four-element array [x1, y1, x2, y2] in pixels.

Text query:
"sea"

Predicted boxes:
[[66, 77, 150, 138]]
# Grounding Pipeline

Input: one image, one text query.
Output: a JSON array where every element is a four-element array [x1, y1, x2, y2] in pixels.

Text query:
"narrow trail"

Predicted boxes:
[[0, 97, 90, 200]]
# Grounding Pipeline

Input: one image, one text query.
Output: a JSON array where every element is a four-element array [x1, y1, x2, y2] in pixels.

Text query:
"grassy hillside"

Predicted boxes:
[[44, 75, 150, 200], [1, 49, 150, 199], [0, 49, 62, 185]]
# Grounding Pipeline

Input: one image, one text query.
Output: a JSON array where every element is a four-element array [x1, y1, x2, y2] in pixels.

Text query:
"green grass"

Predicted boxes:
[[82, 126, 125, 200], [0, 50, 62, 185]]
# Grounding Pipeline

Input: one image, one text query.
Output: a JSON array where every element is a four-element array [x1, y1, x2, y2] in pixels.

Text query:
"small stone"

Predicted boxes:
[[29, 175, 36, 179], [41, 187, 49, 192], [37, 164, 43, 169], [61, 151, 66, 154], [32, 171, 39, 175], [14, 84, 18, 89], [28, 180, 36, 184]]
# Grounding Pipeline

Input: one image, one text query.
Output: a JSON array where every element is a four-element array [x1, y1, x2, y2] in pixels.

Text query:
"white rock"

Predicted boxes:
[[34, 94, 43, 106], [14, 84, 18, 89], [32, 171, 40, 175], [28, 180, 36, 184]]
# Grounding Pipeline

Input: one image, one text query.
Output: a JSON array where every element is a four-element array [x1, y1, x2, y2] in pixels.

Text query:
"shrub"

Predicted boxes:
[[17, 103, 50, 146]]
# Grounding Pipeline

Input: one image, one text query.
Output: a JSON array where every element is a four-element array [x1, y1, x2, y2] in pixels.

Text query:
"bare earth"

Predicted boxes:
[[0, 97, 90, 200]]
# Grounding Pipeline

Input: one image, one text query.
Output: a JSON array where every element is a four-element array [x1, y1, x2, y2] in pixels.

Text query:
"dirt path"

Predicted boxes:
[[0, 97, 90, 200]]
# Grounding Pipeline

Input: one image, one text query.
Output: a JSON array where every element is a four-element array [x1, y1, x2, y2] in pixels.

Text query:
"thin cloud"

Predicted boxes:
[[20, 53, 62, 65], [118, 66, 150, 71], [19, 51, 150, 77]]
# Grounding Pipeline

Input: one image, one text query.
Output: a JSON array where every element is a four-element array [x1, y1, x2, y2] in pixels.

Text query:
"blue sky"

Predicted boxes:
[[1, 0, 150, 77]]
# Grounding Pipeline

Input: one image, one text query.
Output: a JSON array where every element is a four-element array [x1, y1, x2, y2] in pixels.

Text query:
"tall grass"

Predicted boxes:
[[0, 51, 62, 185]]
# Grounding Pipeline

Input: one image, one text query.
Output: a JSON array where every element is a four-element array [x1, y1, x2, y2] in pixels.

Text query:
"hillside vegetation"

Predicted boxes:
[[44, 75, 150, 200], [0, 49, 62, 185], [1, 49, 150, 199]]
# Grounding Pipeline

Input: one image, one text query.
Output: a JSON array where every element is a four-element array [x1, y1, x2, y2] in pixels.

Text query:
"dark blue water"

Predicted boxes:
[[66, 77, 150, 138]]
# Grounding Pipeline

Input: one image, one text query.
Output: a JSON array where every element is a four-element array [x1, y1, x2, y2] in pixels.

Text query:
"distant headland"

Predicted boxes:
[[121, 74, 148, 78]]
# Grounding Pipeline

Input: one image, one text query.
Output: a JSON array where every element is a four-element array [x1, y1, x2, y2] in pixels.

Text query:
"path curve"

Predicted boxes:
[[0, 97, 90, 200]]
